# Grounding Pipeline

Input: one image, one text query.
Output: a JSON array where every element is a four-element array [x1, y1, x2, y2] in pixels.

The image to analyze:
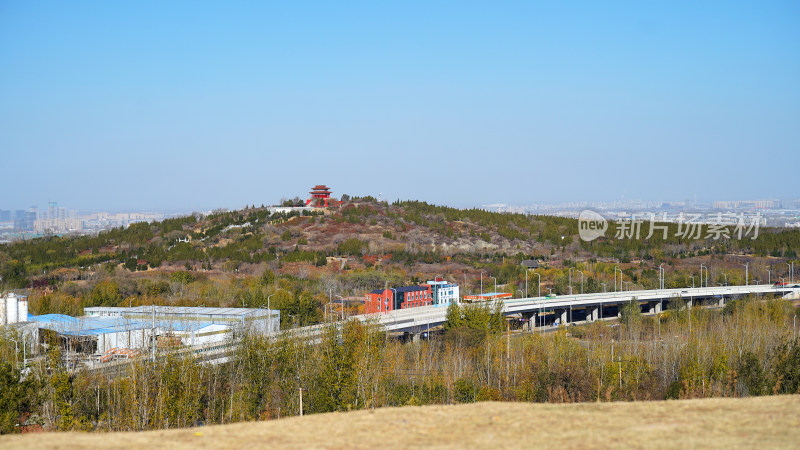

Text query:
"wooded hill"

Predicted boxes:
[[2, 198, 798, 291]]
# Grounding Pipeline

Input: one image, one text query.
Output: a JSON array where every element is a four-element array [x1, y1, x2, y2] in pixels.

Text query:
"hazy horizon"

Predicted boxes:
[[3, 192, 799, 216], [2, 2, 798, 212]]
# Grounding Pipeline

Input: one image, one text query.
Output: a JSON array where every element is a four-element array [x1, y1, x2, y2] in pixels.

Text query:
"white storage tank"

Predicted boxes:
[[0, 297, 6, 325], [17, 297, 28, 323], [5, 294, 18, 325]]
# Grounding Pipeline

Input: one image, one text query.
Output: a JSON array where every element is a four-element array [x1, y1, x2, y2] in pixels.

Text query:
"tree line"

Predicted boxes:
[[2, 296, 799, 434]]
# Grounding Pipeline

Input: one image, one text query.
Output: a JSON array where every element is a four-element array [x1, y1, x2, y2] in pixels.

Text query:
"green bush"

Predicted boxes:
[[169, 271, 196, 284]]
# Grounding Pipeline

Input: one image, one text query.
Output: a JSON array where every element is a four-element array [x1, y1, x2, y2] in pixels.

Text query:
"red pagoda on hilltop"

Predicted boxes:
[[306, 185, 340, 207]]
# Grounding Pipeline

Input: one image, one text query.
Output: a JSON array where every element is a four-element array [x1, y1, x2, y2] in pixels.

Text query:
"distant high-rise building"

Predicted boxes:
[[24, 210, 37, 231], [13, 210, 26, 229], [0, 210, 10, 222], [48, 202, 57, 221]]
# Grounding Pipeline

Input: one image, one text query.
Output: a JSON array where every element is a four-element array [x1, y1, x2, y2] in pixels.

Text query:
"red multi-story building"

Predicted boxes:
[[306, 185, 336, 207], [365, 285, 433, 314]]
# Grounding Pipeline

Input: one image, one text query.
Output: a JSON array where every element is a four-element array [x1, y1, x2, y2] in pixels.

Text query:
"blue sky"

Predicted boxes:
[[1, 1, 798, 211]]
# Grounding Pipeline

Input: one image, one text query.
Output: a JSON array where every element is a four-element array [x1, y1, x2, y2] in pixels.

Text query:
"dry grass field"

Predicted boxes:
[[3, 395, 800, 449]]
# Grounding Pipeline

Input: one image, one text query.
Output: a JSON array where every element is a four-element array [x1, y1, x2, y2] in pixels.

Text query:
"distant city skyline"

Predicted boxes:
[[2, 2, 798, 211], [2, 195, 800, 217]]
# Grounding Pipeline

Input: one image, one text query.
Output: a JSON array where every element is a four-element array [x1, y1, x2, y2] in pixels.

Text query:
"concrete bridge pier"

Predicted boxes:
[[556, 309, 568, 326], [717, 297, 725, 307], [648, 302, 662, 314], [521, 312, 535, 331], [686, 298, 693, 308], [586, 306, 599, 322]]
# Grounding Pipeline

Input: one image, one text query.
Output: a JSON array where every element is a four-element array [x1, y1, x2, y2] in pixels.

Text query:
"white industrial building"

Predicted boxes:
[[84, 306, 279, 336], [31, 314, 155, 354], [27, 306, 279, 356]]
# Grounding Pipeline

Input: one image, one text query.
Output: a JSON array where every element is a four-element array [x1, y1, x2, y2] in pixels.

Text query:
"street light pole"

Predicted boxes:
[[743, 263, 748, 286], [529, 270, 541, 297], [568, 268, 573, 296], [700, 264, 705, 288], [700, 264, 709, 288]]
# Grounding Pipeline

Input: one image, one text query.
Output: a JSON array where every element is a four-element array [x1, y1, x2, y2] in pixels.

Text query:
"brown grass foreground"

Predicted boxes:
[[3, 396, 800, 449]]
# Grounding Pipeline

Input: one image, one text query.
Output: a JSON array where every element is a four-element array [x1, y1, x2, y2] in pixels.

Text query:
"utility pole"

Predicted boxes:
[[506, 319, 510, 386], [336, 295, 345, 320], [299, 387, 304, 416], [267, 294, 274, 333], [151, 304, 156, 362]]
